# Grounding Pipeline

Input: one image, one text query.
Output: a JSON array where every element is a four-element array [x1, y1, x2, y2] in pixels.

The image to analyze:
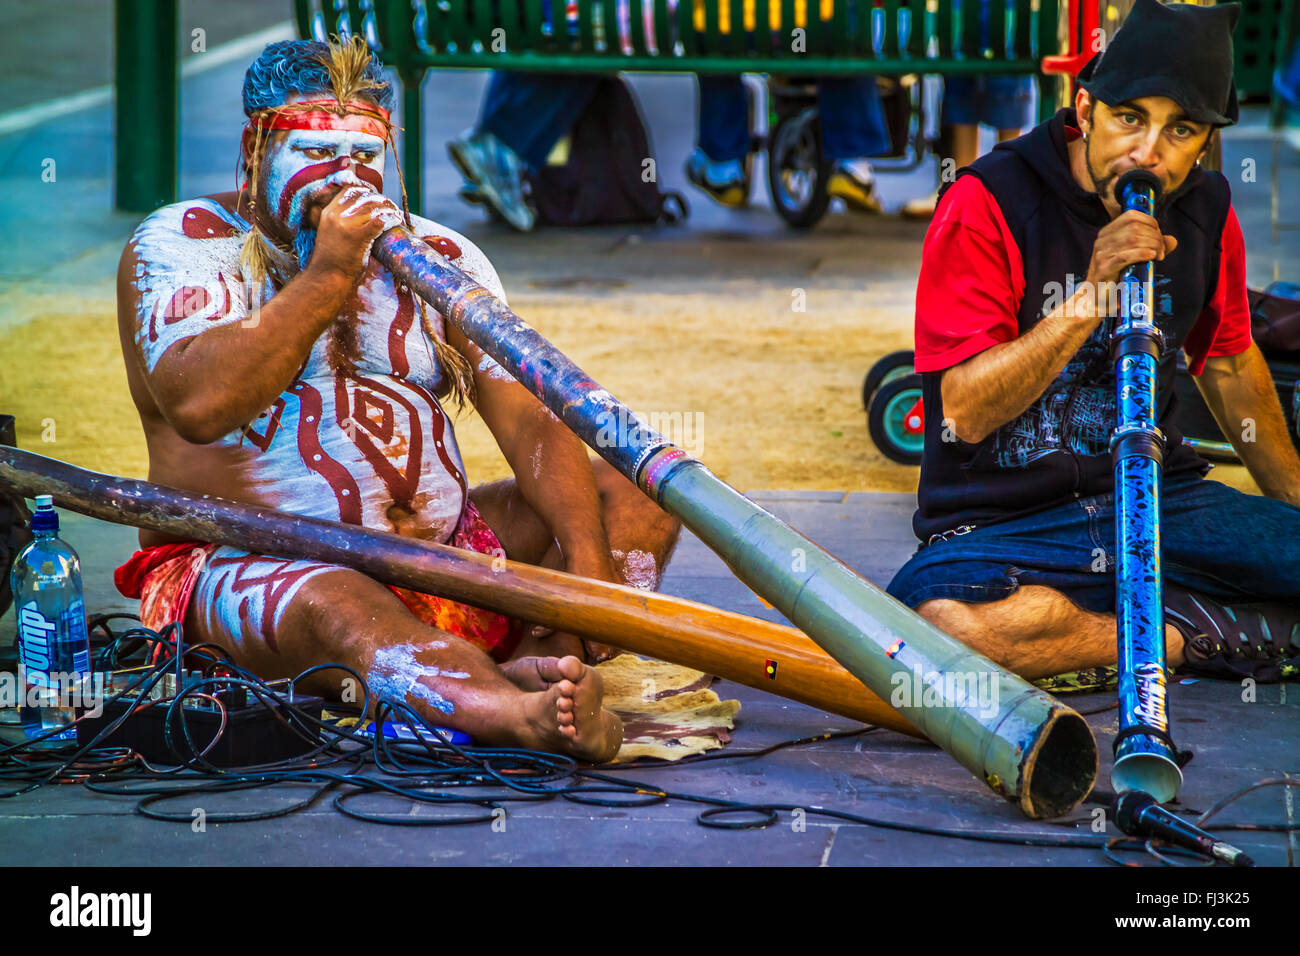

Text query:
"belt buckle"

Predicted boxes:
[[928, 523, 977, 546]]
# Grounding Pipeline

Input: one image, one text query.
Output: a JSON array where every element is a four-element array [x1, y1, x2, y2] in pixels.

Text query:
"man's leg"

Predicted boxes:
[[818, 76, 890, 213], [182, 550, 622, 761], [477, 71, 601, 170], [687, 75, 752, 206], [469, 457, 682, 657], [887, 488, 1185, 680], [916, 586, 1185, 681], [696, 76, 751, 162], [817, 75, 892, 161], [450, 71, 601, 230]]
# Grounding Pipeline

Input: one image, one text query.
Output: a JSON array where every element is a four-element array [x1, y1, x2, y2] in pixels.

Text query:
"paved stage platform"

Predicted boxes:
[[1, 499, 1296, 867]]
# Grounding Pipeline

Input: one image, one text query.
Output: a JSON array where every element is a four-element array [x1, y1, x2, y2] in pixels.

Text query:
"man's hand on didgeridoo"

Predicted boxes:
[[1085, 208, 1178, 288], [310, 186, 405, 283]]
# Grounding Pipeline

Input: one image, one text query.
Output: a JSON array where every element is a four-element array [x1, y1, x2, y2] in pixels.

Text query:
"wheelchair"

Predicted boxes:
[[752, 73, 935, 228]]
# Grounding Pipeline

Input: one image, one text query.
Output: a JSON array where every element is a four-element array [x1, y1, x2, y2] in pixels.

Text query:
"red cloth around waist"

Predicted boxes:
[[112, 501, 524, 662]]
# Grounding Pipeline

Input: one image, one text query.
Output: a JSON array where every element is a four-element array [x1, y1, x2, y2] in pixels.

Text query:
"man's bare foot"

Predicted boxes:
[[518, 655, 623, 763], [500, 655, 571, 692]]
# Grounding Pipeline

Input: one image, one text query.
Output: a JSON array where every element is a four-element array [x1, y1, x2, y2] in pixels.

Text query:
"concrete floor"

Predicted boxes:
[[2, 500, 1298, 867], [2, 6, 1299, 865]]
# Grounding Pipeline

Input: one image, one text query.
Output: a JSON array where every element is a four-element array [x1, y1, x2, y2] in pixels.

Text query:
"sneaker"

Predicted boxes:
[[684, 147, 749, 207], [900, 188, 939, 221], [447, 129, 536, 232], [1165, 587, 1300, 683], [827, 157, 884, 214], [1033, 666, 1120, 694]]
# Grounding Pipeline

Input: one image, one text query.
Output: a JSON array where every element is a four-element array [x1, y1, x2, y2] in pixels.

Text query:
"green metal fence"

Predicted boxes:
[[113, 0, 1097, 213], [115, 0, 179, 212], [293, 0, 1088, 210], [1235, 0, 1285, 98]]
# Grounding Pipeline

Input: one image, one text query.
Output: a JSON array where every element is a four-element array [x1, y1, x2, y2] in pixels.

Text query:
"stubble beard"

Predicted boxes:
[[1086, 133, 1192, 213]]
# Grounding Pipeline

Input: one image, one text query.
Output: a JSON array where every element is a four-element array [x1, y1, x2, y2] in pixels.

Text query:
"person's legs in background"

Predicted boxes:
[[685, 75, 753, 207], [449, 71, 602, 231], [901, 74, 1034, 220], [818, 75, 891, 214]]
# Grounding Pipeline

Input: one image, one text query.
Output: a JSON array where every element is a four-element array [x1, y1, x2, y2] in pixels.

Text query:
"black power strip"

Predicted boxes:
[[77, 688, 326, 767]]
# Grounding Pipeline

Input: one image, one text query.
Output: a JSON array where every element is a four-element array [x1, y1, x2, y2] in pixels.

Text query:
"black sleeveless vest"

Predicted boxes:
[[913, 107, 1228, 542]]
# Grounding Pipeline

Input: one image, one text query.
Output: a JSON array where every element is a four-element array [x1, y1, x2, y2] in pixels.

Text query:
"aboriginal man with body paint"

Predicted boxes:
[[112, 39, 681, 762]]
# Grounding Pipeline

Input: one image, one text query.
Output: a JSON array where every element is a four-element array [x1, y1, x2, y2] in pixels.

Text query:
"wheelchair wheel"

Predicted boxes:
[[868, 375, 925, 465], [768, 107, 831, 229], [862, 350, 916, 409]]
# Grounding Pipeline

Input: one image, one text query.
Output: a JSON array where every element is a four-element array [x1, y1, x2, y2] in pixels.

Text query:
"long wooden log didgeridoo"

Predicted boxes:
[[0, 446, 923, 738], [372, 228, 1097, 819]]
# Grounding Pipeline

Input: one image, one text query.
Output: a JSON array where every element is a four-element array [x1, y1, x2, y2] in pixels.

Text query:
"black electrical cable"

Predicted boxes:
[[1, 616, 1289, 865]]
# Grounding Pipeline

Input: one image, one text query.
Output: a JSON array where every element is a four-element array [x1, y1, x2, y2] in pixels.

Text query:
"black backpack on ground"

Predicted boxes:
[[1248, 284, 1300, 358], [527, 77, 688, 227]]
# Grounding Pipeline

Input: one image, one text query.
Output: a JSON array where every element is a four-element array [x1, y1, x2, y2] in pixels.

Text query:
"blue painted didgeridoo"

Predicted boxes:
[[1109, 169, 1183, 803]]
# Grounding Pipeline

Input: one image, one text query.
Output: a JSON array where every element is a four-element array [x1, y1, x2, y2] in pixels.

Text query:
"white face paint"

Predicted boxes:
[[367, 643, 469, 717], [260, 126, 387, 232]]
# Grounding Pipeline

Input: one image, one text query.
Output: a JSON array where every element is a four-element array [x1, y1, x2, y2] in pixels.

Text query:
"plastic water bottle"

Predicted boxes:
[[10, 495, 91, 748]]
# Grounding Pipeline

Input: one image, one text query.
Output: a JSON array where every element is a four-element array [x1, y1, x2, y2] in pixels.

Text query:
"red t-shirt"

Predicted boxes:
[[914, 148, 1252, 377]]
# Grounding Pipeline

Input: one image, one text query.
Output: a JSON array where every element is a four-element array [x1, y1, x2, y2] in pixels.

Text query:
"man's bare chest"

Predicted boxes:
[[293, 262, 447, 391]]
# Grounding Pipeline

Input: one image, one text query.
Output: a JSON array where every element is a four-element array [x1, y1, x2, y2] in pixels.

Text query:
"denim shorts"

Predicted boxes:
[[941, 74, 1036, 130], [886, 472, 1300, 616]]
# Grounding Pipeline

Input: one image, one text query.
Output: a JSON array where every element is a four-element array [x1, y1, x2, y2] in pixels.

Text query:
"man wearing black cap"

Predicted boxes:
[[886, 0, 1300, 684]]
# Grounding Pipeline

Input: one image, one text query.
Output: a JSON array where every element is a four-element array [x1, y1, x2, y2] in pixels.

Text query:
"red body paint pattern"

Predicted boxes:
[[142, 205, 244, 343], [335, 371, 424, 510], [385, 237, 463, 372], [147, 273, 235, 342], [423, 236, 462, 260], [230, 232, 473, 528], [182, 206, 240, 239], [291, 380, 363, 524], [388, 286, 415, 377], [276, 158, 383, 222], [420, 382, 469, 501], [201, 553, 335, 650], [241, 398, 286, 452]]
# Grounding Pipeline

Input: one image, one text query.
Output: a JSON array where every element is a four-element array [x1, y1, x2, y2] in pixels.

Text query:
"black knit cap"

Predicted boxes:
[[1077, 0, 1242, 128]]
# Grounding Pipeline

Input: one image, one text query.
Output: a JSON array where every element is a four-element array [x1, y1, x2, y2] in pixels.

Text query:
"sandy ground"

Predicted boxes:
[[0, 281, 1263, 499]]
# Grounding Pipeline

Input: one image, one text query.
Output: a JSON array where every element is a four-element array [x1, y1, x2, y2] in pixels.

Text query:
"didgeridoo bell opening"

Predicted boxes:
[[1016, 707, 1098, 818], [1113, 751, 1183, 805]]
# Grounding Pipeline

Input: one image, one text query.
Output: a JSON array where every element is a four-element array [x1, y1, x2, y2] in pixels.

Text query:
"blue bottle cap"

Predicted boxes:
[[31, 495, 57, 533]]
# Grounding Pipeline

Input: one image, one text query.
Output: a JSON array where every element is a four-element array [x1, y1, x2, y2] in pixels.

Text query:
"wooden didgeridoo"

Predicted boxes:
[[0, 446, 923, 738]]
